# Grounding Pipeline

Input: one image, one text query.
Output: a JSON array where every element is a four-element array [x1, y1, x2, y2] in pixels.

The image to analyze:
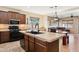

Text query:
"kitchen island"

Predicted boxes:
[[20, 31, 65, 52]]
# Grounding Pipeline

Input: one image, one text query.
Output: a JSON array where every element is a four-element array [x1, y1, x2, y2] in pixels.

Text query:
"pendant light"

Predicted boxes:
[[54, 6, 58, 21]]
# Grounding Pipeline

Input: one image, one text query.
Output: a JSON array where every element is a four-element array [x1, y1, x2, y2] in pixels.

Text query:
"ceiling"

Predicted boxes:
[[7, 6, 79, 18]]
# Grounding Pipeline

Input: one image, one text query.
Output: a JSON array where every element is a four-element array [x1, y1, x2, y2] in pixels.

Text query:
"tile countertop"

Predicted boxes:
[[20, 31, 65, 43]]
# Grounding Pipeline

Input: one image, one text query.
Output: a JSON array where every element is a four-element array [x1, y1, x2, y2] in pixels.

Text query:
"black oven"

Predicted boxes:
[[9, 26, 24, 41], [9, 20, 24, 41]]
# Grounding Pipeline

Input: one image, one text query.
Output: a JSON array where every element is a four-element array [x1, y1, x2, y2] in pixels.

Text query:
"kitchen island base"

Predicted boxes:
[[20, 31, 64, 52]]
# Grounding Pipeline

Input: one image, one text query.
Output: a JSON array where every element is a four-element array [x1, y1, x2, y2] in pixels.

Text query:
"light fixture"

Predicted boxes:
[[54, 6, 59, 21], [50, 6, 60, 27]]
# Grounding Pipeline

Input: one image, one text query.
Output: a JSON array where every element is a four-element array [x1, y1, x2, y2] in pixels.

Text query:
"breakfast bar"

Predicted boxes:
[[20, 31, 65, 52]]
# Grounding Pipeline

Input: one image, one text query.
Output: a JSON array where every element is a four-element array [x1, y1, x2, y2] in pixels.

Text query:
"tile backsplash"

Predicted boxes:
[[19, 24, 27, 30], [0, 24, 9, 29], [0, 24, 27, 30]]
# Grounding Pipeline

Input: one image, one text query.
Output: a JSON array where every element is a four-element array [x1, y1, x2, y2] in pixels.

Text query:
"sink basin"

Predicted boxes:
[[27, 31, 43, 34]]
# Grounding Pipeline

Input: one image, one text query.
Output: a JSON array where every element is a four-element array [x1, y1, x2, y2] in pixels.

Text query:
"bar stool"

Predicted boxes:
[[62, 31, 69, 45]]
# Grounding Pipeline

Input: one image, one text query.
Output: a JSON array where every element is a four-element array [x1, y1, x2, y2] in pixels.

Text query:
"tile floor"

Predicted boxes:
[[0, 41, 25, 52], [0, 34, 79, 52]]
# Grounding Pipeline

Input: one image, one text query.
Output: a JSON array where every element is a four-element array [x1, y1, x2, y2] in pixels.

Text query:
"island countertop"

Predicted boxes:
[[20, 31, 65, 42]]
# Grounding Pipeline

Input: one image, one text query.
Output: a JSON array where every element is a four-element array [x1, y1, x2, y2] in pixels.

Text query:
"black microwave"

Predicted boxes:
[[10, 19, 19, 24]]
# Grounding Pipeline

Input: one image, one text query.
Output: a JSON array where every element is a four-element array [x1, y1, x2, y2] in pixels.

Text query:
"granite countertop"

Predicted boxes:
[[20, 31, 65, 42], [0, 29, 27, 32]]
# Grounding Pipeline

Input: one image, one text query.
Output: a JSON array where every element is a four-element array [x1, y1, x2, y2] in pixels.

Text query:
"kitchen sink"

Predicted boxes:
[[27, 31, 44, 34]]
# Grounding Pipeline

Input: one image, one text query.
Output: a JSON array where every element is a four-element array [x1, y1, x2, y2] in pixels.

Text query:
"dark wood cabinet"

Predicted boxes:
[[21, 35, 35, 52], [24, 35, 29, 51], [0, 11, 9, 24], [29, 41, 34, 51], [0, 11, 26, 24], [21, 35, 60, 52], [8, 11, 20, 20], [35, 42, 47, 52], [29, 36, 35, 52], [0, 32, 1, 43], [8, 11, 26, 24], [19, 14, 26, 24], [0, 10, 26, 44], [35, 38, 47, 52], [0, 31, 10, 43]]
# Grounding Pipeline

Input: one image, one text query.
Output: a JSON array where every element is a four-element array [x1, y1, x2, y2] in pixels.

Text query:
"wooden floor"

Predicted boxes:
[[61, 34, 79, 52], [0, 34, 79, 52]]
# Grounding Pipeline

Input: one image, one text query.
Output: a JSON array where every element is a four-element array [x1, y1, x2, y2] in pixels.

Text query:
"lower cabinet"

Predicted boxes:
[[23, 35, 59, 52], [24, 39, 29, 51], [0, 31, 10, 43], [24, 35, 29, 51], [29, 40, 34, 52], [29, 36, 35, 52], [35, 43, 47, 52], [23, 35, 47, 52], [24, 35, 35, 52]]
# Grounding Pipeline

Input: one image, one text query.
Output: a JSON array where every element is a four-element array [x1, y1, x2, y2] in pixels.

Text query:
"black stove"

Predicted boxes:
[[9, 20, 24, 41]]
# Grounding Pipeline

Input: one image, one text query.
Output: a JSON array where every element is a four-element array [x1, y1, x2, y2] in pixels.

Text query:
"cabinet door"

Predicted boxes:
[[29, 36, 34, 52], [29, 40, 34, 52], [19, 14, 26, 24], [35, 43, 47, 52], [0, 31, 10, 43], [8, 11, 19, 20], [0, 11, 9, 24], [0, 11, 3, 24], [0, 32, 1, 43], [24, 35, 29, 51]]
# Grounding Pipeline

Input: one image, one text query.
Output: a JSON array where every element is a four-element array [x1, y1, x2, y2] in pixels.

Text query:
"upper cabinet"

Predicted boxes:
[[19, 14, 26, 24], [8, 11, 26, 24], [0, 11, 26, 24], [0, 11, 9, 24], [8, 11, 20, 20]]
